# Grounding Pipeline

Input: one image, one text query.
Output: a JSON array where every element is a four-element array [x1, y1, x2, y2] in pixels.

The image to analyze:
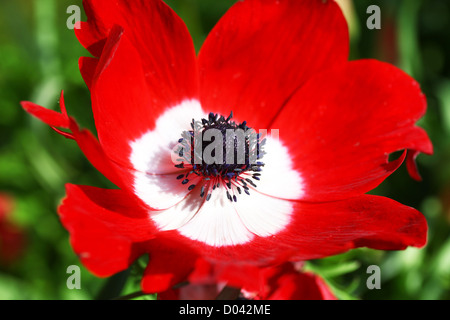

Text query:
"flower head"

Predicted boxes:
[[22, 0, 432, 295]]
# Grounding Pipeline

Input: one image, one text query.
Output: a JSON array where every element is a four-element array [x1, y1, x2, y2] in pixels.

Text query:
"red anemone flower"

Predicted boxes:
[[22, 0, 432, 295]]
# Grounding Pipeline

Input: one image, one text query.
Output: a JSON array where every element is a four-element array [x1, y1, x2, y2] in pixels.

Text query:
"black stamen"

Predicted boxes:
[[226, 111, 233, 122], [174, 111, 266, 202], [245, 178, 257, 188]]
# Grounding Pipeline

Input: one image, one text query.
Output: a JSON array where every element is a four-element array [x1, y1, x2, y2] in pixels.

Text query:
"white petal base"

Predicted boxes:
[[130, 100, 304, 247]]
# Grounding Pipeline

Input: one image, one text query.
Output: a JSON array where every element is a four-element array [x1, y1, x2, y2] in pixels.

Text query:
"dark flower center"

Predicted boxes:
[[174, 112, 265, 202]]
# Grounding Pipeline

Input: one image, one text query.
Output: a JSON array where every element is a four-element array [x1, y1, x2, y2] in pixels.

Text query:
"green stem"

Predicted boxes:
[[96, 268, 131, 300]]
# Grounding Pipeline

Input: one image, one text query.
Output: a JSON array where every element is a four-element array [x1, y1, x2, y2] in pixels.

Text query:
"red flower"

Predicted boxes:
[[244, 262, 336, 300], [238, 262, 336, 300], [159, 260, 336, 300], [0, 194, 25, 265], [22, 0, 432, 295]]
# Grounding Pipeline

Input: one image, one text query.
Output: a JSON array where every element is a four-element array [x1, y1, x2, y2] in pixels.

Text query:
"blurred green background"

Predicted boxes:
[[0, 0, 449, 300]]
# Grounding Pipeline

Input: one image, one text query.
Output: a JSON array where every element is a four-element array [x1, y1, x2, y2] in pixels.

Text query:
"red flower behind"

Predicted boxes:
[[0, 194, 25, 265], [239, 263, 337, 300], [22, 0, 432, 297], [159, 260, 336, 300]]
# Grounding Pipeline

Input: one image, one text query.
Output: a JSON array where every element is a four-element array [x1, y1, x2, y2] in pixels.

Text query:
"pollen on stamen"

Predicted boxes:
[[173, 111, 266, 202]]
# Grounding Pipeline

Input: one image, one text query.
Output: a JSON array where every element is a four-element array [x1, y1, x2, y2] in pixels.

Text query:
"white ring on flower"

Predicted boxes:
[[130, 100, 304, 247]]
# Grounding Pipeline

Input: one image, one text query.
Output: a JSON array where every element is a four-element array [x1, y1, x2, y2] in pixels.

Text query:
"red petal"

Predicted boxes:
[[184, 260, 336, 300], [263, 266, 336, 300], [272, 60, 433, 201], [277, 195, 428, 261], [199, 0, 348, 129], [68, 119, 124, 189], [22, 92, 124, 188], [216, 264, 261, 293], [79, 56, 98, 91], [406, 149, 424, 181], [21, 94, 69, 129], [76, 0, 199, 184], [170, 194, 426, 264], [313, 273, 337, 300], [21, 92, 74, 139], [77, 0, 198, 105], [89, 21, 197, 185], [59, 184, 156, 277], [157, 289, 180, 300], [189, 260, 261, 293], [141, 235, 198, 293]]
